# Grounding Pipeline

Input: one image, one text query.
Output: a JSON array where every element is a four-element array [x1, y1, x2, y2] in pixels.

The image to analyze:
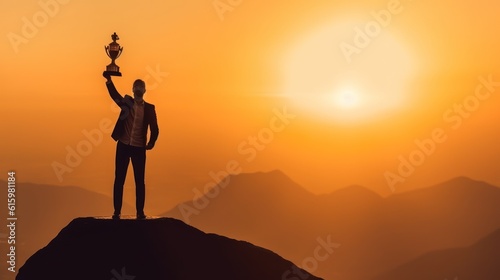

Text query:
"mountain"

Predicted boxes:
[[373, 227, 500, 280], [0, 181, 133, 280], [165, 170, 333, 258], [163, 171, 500, 280], [17, 217, 322, 280], [361, 176, 500, 275], [164, 170, 384, 279]]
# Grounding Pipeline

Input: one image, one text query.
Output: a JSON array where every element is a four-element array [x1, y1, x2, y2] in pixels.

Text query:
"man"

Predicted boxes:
[[104, 73, 159, 219]]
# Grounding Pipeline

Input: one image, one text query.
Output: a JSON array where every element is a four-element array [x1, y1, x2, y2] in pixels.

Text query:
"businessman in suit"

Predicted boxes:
[[104, 73, 159, 219]]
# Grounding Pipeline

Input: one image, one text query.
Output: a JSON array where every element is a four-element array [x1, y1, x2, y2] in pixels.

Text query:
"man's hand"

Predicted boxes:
[[146, 143, 154, 150], [103, 72, 112, 83]]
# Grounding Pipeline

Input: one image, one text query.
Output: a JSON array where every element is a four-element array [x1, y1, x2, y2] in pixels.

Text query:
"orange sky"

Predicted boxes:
[[1, 0, 499, 211]]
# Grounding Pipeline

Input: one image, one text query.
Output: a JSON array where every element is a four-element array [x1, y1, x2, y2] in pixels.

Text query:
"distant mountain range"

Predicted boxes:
[[374, 227, 500, 280], [17, 217, 322, 280], [3, 170, 500, 280], [164, 170, 500, 280]]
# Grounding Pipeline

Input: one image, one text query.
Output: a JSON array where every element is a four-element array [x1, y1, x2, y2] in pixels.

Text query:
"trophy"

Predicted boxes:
[[103, 32, 123, 76]]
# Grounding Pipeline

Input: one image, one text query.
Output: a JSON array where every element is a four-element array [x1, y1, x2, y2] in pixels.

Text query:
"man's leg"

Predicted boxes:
[[113, 141, 130, 215], [131, 146, 146, 216]]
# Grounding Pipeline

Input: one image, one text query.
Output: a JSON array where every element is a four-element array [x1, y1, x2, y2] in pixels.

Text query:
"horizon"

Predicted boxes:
[[3, 170, 498, 214]]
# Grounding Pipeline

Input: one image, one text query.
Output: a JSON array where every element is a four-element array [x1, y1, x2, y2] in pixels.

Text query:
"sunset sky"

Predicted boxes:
[[1, 0, 499, 211]]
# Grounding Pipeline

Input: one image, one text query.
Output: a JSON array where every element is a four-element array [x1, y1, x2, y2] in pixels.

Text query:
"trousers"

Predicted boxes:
[[113, 141, 146, 215]]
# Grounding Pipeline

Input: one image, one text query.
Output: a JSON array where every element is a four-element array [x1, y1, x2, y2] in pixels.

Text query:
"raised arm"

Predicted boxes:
[[103, 73, 123, 105]]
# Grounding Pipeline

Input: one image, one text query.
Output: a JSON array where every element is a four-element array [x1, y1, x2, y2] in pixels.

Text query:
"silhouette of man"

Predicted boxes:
[[104, 73, 159, 219]]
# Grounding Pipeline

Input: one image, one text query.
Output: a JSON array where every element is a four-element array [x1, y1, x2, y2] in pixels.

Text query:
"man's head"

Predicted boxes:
[[132, 79, 146, 99]]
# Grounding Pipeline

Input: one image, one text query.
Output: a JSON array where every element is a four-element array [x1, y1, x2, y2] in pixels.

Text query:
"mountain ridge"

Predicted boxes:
[[373, 227, 500, 280]]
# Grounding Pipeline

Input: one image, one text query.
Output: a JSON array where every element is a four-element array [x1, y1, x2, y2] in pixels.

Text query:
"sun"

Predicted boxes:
[[283, 19, 416, 123], [334, 86, 361, 109]]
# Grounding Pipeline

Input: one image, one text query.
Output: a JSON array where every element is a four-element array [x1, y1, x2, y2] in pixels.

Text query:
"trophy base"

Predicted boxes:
[[103, 71, 122, 77]]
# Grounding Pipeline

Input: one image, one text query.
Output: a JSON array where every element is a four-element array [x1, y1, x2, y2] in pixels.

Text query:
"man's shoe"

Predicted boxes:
[[112, 213, 120, 220], [136, 213, 146, 220]]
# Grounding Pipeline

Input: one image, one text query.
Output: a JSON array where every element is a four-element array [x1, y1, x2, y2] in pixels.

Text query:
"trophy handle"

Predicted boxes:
[[105, 45, 110, 57], [115, 47, 123, 59]]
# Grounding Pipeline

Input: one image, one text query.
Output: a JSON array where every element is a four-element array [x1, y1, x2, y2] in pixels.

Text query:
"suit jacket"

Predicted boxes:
[[106, 81, 159, 148]]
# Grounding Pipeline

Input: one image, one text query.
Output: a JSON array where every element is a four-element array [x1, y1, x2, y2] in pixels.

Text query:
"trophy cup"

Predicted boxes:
[[104, 32, 123, 76]]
